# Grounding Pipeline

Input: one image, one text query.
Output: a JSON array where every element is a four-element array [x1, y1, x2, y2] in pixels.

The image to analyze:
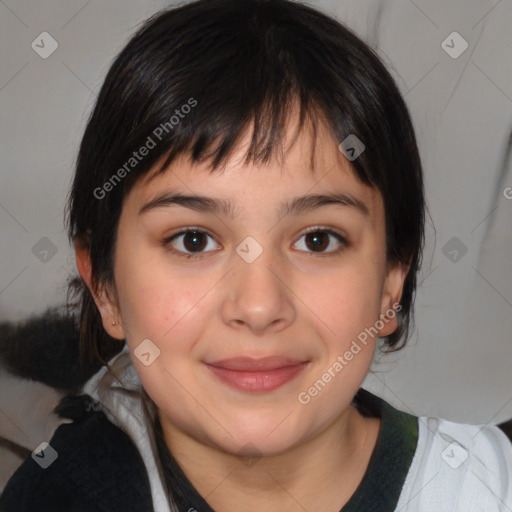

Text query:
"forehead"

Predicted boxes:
[[129, 114, 383, 221]]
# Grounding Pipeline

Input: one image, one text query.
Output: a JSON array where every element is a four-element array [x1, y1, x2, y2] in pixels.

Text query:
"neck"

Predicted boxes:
[[158, 405, 380, 512]]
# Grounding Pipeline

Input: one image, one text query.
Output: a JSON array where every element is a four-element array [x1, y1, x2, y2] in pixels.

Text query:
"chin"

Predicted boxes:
[[208, 415, 308, 458], [214, 434, 299, 460]]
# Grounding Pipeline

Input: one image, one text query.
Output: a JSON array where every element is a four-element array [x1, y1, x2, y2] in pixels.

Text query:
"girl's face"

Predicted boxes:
[[83, 118, 406, 457]]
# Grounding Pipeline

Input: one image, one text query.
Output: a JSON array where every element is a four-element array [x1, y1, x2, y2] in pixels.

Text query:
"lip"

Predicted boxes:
[[206, 356, 306, 371], [204, 357, 309, 392]]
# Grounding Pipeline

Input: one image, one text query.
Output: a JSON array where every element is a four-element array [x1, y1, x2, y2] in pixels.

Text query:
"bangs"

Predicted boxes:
[[153, 94, 326, 177], [110, 7, 358, 184]]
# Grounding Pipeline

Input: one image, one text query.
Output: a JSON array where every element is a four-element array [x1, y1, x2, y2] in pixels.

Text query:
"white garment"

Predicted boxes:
[[395, 418, 512, 511], [82, 344, 175, 512], [84, 345, 512, 512]]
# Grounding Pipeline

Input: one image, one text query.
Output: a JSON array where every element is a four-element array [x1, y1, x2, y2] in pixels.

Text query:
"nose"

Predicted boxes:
[[220, 244, 296, 335]]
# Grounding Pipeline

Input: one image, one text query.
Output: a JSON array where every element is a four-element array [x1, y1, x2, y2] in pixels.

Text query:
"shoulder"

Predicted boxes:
[[0, 395, 153, 512], [396, 415, 512, 511]]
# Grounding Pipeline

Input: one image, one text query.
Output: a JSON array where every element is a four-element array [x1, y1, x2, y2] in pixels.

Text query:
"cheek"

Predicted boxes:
[[113, 245, 222, 361], [296, 264, 381, 411], [305, 259, 383, 346], [113, 246, 190, 342]]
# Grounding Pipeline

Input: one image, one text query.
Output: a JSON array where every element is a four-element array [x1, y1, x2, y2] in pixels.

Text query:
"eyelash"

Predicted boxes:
[[161, 226, 348, 260]]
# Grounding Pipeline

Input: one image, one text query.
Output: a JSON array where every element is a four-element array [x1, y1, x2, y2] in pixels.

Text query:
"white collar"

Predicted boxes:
[[82, 344, 175, 512]]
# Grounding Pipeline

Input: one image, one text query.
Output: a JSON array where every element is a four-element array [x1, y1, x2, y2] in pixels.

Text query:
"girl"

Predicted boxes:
[[1, 0, 511, 510]]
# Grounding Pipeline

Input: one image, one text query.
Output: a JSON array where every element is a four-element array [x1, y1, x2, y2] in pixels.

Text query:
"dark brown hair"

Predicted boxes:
[[65, 0, 425, 507], [65, 0, 425, 372]]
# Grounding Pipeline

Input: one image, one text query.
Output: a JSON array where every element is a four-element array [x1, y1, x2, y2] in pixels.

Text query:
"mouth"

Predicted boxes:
[[204, 356, 309, 392]]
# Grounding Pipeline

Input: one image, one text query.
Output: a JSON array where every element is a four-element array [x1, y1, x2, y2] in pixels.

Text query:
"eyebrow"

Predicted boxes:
[[138, 190, 370, 218]]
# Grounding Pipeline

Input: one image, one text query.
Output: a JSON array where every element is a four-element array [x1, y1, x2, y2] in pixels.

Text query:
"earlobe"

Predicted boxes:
[[74, 242, 125, 340]]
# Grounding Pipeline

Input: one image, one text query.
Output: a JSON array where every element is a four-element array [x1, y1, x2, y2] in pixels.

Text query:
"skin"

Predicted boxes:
[[77, 113, 408, 511]]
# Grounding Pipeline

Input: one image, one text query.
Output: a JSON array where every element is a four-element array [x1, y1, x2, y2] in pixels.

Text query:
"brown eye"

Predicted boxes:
[[163, 229, 220, 259], [294, 228, 347, 256], [182, 231, 207, 252], [305, 232, 330, 252]]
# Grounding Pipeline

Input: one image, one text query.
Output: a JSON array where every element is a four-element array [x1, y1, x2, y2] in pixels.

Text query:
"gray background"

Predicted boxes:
[[0, 0, 511, 427]]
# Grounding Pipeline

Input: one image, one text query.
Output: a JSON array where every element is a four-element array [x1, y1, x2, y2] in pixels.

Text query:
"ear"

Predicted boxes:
[[75, 241, 125, 340], [377, 262, 408, 337]]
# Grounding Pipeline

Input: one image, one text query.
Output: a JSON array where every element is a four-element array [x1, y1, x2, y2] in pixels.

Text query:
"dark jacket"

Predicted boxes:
[[2, 391, 511, 512], [0, 395, 154, 512]]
